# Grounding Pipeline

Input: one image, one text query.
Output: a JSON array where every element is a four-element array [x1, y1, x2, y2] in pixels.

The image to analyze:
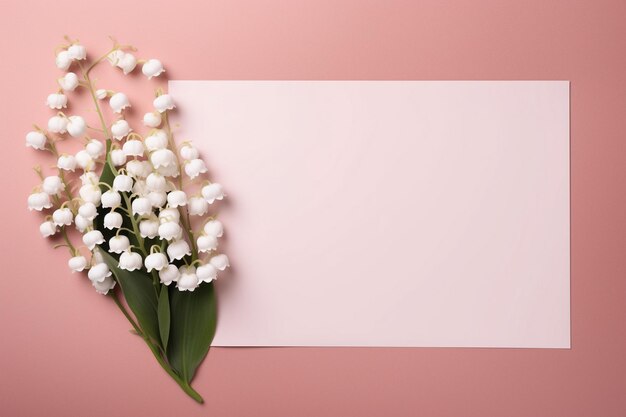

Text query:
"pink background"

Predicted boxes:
[[1, 0, 625, 416]]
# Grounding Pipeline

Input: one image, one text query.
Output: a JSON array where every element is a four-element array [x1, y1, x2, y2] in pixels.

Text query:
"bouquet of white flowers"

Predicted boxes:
[[26, 37, 229, 403]]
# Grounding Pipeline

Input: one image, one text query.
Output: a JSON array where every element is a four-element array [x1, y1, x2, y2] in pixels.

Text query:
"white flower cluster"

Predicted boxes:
[[27, 39, 229, 295]]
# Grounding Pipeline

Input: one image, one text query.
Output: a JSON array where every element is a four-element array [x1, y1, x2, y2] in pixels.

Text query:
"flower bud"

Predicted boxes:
[[48, 115, 68, 133], [101, 190, 121, 208], [143, 111, 162, 128], [196, 263, 218, 283], [52, 207, 73, 226], [167, 239, 191, 261], [109, 92, 130, 113], [55, 50, 72, 70], [57, 154, 77, 171], [111, 120, 132, 140], [145, 130, 168, 151], [28, 192, 52, 211], [158, 221, 182, 241], [153, 94, 175, 113], [142, 59, 165, 79], [150, 148, 176, 168], [177, 266, 199, 291], [167, 190, 187, 208], [139, 216, 159, 238], [95, 89, 108, 99], [119, 251, 142, 271], [85, 138, 104, 158], [67, 44, 87, 60], [145, 252, 168, 272], [188, 196, 208, 216], [203, 219, 224, 237], [180, 143, 199, 160], [68, 255, 87, 272], [42, 175, 64, 195], [67, 115, 87, 138], [201, 183, 225, 204], [110, 149, 127, 167], [131, 197, 152, 215], [46, 93, 67, 109], [184, 159, 207, 179], [197, 234, 218, 253], [159, 264, 179, 285], [122, 139, 145, 157], [26, 131, 47, 150], [108, 235, 130, 254], [58, 72, 79, 91], [40, 220, 57, 237], [117, 52, 137, 74], [83, 230, 105, 250], [93, 276, 116, 295], [209, 254, 230, 271], [112, 174, 133, 192], [104, 211, 123, 230], [88, 262, 112, 283]]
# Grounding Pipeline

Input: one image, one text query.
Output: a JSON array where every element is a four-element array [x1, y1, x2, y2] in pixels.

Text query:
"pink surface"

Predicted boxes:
[[171, 80, 570, 348], [1, 0, 625, 416]]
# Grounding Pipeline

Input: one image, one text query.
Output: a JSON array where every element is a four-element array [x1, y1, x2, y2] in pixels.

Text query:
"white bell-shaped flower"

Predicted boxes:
[[88, 262, 112, 283], [177, 266, 199, 291], [46, 93, 67, 109], [101, 190, 121, 208], [68, 255, 87, 272], [117, 52, 137, 74], [133, 179, 148, 196], [113, 174, 133, 192], [167, 239, 191, 261], [150, 148, 176, 168], [201, 183, 225, 204], [139, 216, 159, 238], [139, 215, 159, 239], [104, 211, 123, 230], [67, 44, 87, 60], [146, 172, 167, 192], [110, 149, 127, 167], [122, 139, 145, 157], [158, 208, 180, 224], [145, 252, 168, 272], [48, 115, 68, 133], [203, 219, 224, 237], [108, 235, 130, 254], [184, 159, 207, 179], [196, 263, 218, 283], [57, 154, 77, 171], [83, 230, 105, 250], [42, 175, 64, 195], [188, 196, 208, 216], [26, 131, 47, 150], [158, 221, 182, 241], [145, 130, 168, 151], [75, 150, 95, 171], [153, 94, 175, 113], [93, 275, 116, 295], [147, 191, 167, 208], [143, 111, 162, 128], [80, 171, 98, 185], [210, 254, 230, 271], [78, 202, 98, 220], [167, 190, 187, 207], [58, 72, 79, 91], [40, 220, 57, 237], [107, 49, 125, 65], [52, 207, 73, 226], [109, 92, 130, 113], [79, 184, 101, 205], [119, 250, 142, 271], [111, 120, 132, 140], [142, 59, 165, 79], [28, 192, 52, 211], [126, 160, 151, 178], [74, 214, 92, 232], [156, 163, 180, 178], [85, 138, 104, 158], [67, 116, 87, 138], [131, 197, 152, 216], [179, 143, 199, 160], [159, 264, 179, 285], [197, 234, 218, 253], [95, 89, 108, 99], [55, 50, 72, 70]]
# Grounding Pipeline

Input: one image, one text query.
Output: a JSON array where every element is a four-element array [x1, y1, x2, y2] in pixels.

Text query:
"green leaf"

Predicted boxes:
[[99, 250, 162, 346], [167, 283, 217, 383], [158, 285, 171, 352]]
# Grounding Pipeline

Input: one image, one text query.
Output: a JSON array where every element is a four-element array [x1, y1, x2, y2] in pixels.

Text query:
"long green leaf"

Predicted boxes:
[[158, 285, 171, 351], [99, 250, 161, 346], [167, 283, 217, 382]]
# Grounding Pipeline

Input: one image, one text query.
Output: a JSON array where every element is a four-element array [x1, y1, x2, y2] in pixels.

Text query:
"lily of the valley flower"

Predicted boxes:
[[101, 190, 121, 208], [153, 94, 175, 113], [88, 262, 112, 283], [131, 197, 152, 216], [68, 255, 87, 272], [111, 120, 132, 140], [83, 230, 105, 250], [142, 59, 165, 79], [159, 264, 180, 285], [42, 175, 64, 195], [158, 221, 182, 241], [119, 250, 143, 271], [167, 239, 191, 261], [28, 192, 53, 211], [197, 234, 218, 253], [47, 93, 67, 109], [26, 131, 47, 150], [188, 196, 208, 216], [52, 207, 73, 226], [67, 44, 87, 60], [167, 190, 187, 207], [55, 50, 72, 70], [112, 174, 133, 192], [204, 219, 224, 237], [122, 139, 145, 157], [145, 130, 168, 151], [40, 220, 57, 237], [145, 252, 168, 272], [57, 154, 77, 171], [179, 143, 199, 160], [196, 263, 218, 283], [201, 183, 225, 204], [139, 216, 159, 238], [47, 115, 68, 133], [150, 148, 176, 168], [108, 235, 130, 254], [109, 92, 130, 113], [66, 115, 87, 138], [184, 159, 207, 179], [110, 149, 127, 167], [95, 89, 108, 99], [78, 202, 98, 221], [93, 276, 116, 295], [143, 111, 162, 127], [86, 138, 104, 158], [210, 254, 230, 271], [58, 72, 79, 91], [104, 211, 123, 229], [177, 265, 199, 291]]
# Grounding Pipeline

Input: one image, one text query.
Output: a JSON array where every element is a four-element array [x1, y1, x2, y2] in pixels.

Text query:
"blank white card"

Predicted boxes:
[[170, 81, 570, 348]]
